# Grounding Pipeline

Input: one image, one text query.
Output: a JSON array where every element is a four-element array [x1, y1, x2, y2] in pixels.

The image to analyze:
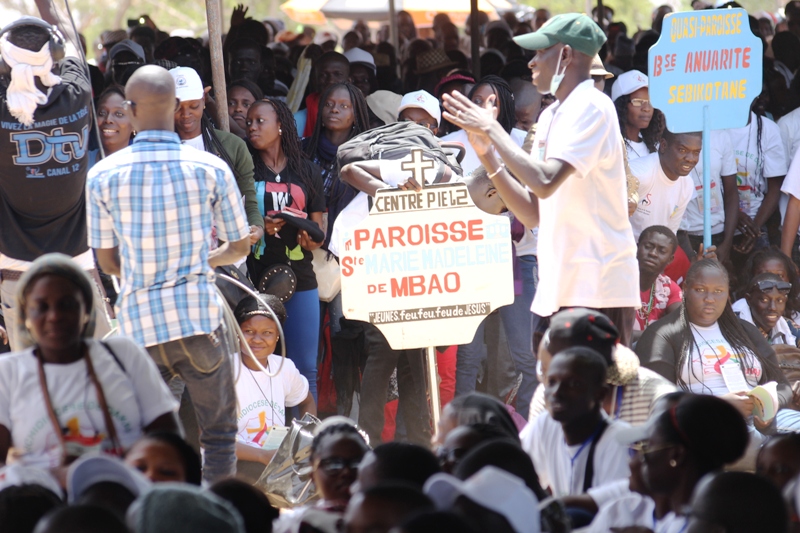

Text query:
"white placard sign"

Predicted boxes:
[[339, 180, 514, 350]]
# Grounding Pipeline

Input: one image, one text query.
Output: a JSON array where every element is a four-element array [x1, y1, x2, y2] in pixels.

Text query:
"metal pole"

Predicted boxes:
[[596, 0, 606, 33], [426, 346, 441, 428], [702, 105, 711, 250], [389, 0, 399, 55], [470, 0, 480, 79], [206, 0, 230, 132]]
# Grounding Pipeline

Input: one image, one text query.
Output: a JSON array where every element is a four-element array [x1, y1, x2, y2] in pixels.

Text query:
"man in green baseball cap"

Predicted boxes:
[[514, 12, 606, 57], [441, 13, 640, 346]]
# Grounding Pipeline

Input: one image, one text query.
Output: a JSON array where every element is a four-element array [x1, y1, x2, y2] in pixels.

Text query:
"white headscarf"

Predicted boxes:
[[0, 37, 62, 126]]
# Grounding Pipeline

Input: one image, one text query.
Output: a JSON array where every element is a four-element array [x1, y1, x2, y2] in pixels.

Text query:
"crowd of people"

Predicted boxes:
[[4, 0, 800, 530]]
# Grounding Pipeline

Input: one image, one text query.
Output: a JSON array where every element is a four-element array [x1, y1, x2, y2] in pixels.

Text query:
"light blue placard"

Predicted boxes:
[[648, 8, 762, 134]]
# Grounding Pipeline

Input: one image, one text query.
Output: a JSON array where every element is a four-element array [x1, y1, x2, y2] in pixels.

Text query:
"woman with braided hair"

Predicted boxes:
[[637, 259, 789, 399], [636, 259, 791, 467], [442, 75, 527, 176], [247, 98, 325, 403], [727, 93, 787, 267], [303, 82, 371, 253], [611, 71, 665, 161]]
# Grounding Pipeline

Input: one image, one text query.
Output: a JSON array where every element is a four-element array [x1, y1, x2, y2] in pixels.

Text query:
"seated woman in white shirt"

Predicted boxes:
[[733, 273, 799, 346], [593, 393, 749, 533], [738, 247, 800, 324], [233, 295, 316, 474], [0, 254, 180, 469], [441, 75, 527, 176], [636, 259, 792, 467]]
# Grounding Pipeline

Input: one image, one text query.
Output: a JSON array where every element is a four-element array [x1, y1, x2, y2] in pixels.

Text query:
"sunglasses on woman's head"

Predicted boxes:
[[753, 280, 792, 294]]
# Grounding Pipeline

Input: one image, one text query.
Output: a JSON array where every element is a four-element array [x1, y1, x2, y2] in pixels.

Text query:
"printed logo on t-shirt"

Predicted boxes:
[[697, 344, 761, 379], [10, 124, 89, 175], [237, 400, 286, 447], [265, 182, 307, 215], [641, 193, 652, 206]]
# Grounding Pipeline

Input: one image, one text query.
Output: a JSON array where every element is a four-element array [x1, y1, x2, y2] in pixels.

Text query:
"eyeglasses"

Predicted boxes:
[[630, 98, 652, 108], [753, 280, 792, 294], [629, 441, 675, 461], [121, 100, 136, 112], [318, 458, 361, 474], [437, 446, 469, 465]]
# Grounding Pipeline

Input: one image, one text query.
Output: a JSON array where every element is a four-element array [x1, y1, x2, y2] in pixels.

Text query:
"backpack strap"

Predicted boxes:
[[582, 419, 610, 493], [101, 340, 126, 373]]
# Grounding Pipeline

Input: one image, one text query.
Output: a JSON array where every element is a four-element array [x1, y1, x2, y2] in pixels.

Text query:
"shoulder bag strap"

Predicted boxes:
[[582, 419, 610, 493]]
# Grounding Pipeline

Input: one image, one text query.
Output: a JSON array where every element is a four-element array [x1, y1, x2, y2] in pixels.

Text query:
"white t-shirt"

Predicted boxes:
[[681, 322, 762, 395], [680, 130, 737, 235], [531, 80, 639, 316], [626, 140, 651, 161], [442, 127, 527, 177], [629, 152, 694, 239], [727, 112, 788, 219], [520, 412, 631, 497], [781, 149, 800, 210], [235, 355, 309, 448], [0, 338, 178, 468], [183, 134, 205, 151], [778, 106, 800, 167]]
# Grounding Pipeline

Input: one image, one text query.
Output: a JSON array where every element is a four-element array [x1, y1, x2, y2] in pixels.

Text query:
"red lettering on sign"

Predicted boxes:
[[450, 221, 467, 241], [468, 219, 484, 241], [390, 273, 462, 297], [354, 230, 369, 251], [341, 256, 354, 276]]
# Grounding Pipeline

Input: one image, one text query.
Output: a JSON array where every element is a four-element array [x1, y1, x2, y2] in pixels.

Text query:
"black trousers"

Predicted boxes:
[[358, 323, 432, 446]]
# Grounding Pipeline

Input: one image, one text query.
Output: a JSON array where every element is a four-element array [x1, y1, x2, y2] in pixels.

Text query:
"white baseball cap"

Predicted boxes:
[[343, 47, 376, 74], [0, 464, 63, 498], [611, 70, 649, 102], [170, 66, 205, 102], [424, 466, 541, 533], [67, 454, 152, 504], [398, 90, 441, 127]]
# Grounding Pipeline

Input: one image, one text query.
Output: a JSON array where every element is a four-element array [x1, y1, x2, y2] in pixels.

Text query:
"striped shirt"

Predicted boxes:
[[529, 367, 677, 427], [86, 130, 250, 347]]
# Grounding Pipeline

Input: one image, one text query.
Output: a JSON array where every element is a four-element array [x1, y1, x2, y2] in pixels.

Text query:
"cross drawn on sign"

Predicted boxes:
[[401, 149, 435, 187]]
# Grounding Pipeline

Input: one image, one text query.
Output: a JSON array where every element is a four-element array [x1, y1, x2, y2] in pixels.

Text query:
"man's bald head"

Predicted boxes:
[[125, 65, 179, 132]]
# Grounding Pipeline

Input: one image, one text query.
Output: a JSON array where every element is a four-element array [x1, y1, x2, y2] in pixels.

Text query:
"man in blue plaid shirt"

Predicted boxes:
[[86, 65, 251, 483]]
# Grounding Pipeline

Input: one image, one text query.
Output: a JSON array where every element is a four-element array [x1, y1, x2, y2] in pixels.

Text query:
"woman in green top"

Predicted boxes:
[[169, 66, 264, 244]]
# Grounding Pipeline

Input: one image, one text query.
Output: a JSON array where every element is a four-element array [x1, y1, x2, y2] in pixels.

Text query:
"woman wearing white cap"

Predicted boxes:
[[611, 70, 665, 161], [169, 67, 264, 245]]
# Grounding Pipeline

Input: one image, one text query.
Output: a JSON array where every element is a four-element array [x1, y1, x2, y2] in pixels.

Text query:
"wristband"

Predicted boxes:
[[487, 163, 505, 180]]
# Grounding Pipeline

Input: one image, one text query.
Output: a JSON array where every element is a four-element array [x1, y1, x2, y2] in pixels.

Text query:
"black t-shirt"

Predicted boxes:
[[0, 58, 92, 261], [248, 158, 326, 292]]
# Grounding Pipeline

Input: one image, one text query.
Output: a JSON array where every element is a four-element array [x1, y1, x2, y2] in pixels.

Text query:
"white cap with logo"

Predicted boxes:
[[169, 66, 205, 102], [397, 90, 441, 127], [611, 70, 649, 102]]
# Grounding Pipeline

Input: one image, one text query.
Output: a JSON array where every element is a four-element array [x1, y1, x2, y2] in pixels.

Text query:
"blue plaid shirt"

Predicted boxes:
[[86, 130, 250, 347]]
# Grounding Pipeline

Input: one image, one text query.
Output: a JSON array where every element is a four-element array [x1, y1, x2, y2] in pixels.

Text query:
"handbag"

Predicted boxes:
[[254, 413, 321, 508], [312, 248, 341, 302]]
